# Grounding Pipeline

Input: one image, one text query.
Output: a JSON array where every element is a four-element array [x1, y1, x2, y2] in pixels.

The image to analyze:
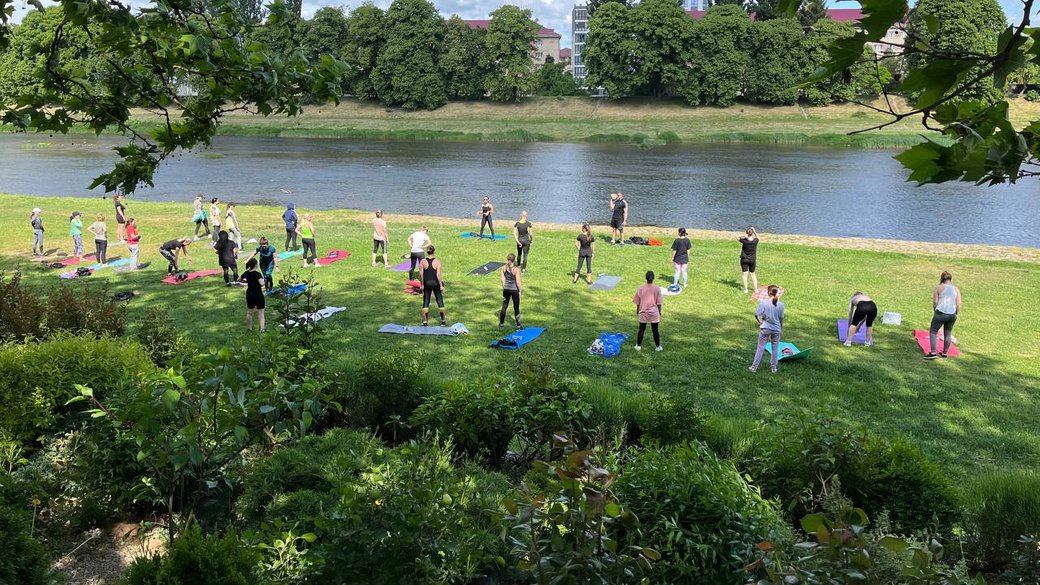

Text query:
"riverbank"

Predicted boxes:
[[2, 193, 1038, 478]]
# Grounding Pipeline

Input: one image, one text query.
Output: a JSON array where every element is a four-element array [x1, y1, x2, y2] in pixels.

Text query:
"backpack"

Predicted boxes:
[[76, 267, 92, 277], [175, 271, 189, 282], [49, 262, 64, 269], [112, 291, 136, 302]]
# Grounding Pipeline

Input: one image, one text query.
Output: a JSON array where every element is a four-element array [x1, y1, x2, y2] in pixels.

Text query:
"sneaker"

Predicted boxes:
[[655, 346, 663, 352], [939, 353, 948, 359], [866, 340, 874, 347], [440, 319, 447, 327], [923, 353, 939, 360], [499, 323, 504, 329], [771, 367, 778, 374], [748, 366, 757, 373], [843, 340, 852, 347], [634, 345, 642, 351], [422, 321, 428, 327]]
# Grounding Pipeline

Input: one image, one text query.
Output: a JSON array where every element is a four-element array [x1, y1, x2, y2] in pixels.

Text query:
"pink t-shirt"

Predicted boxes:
[[633, 284, 663, 324]]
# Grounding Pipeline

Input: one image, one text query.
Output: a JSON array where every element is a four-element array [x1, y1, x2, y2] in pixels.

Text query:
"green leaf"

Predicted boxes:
[[859, 0, 910, 40], [879, 535, 909, 553], [776, 0, 799, 17], [922, 13, 939, 36], [800, 513, 827, 534], [161, 389, 181, 410], [301, 532, 317, 543]]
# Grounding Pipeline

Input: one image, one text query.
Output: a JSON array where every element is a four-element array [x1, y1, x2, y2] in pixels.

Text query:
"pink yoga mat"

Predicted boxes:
[[49, 254, 95, 267], [837, 319, 868, 344], [751, 286, 784, 302], [914, 329, 960, 357], [161, 269, 222, 284], [315, 249, 350, 266]]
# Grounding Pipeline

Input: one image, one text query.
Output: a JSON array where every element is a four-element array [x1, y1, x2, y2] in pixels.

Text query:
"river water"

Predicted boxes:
[[2, 134, 1038, 246]]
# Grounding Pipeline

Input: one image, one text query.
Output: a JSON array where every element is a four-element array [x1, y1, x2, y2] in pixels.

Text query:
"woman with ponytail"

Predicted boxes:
[[749, 284, 784, 373]]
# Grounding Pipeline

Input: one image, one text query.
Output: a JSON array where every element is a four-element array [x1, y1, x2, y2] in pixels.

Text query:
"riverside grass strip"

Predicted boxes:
[[1, 193, 1038, 478]]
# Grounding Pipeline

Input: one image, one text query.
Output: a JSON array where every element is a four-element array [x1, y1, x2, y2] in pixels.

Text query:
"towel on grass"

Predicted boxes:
[[60, 258, 130, 279], [589, 274, 622, 291], [379, 323, 469, 336], [491, 327, 546, 350], [286, 306, 345, 327]]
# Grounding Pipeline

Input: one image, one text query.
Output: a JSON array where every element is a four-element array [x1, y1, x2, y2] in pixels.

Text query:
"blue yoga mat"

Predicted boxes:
[[491, 327, 546, 350], [764, 341, 814, 361], [589, 275, 623, 291], [837, 319, 868, 344], [461, 232, 507, 241], [277, 249, 303, 260], [267, 283, 308, 297]]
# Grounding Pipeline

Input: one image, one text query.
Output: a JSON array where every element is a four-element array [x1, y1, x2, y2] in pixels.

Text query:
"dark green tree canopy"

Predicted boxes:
[[371, 0, 448, 110], [481, 5, 539, 102]]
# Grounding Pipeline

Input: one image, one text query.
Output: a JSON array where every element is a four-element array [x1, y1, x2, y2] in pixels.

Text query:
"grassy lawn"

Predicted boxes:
[[2, 193, 1038, 479]]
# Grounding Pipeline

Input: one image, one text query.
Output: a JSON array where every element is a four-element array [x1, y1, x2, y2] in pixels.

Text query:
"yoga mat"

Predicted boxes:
[[913, 329, 961, 357], [468, 261, 505, 276], [50, 254, 96, 268], [837, 319, 868, 344], [491, 327, 546, 350], [286, 306, 345, 327], [379, 323, 469, 336], [268, 283, 308, 297], [404, 279, 422, 295], [277, 249, 303, 260], [391, 260, 412, 271], [461, 232, 507, 241], [589, 274, 623, 291], [764, 341, 813, 361], [113, 261, 151, 274], [751, 286, 785, 302], [315, 249, 350, 266], [59, 258, 131, 279], [161, 269, 222, 284]]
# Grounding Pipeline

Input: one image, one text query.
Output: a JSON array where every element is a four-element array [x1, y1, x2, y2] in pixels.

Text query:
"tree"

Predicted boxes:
[[0, 7, 100, 100], [744, 17, 805, 105], [628, 0, 696, 98], [481, 5, 539, 102], [441, 16, 486, 100], [583, 1, 638, 97], [535, 62, 581, 96], [683, 4, 751, 106], [300, 7, 349, 65], [371, 0, 447, 110], [587, 0, 630, 17], [798, 0, 827, 27], [343, 3, 385, 101], [801, 19, 888, 105], [749, 0, 780, 20]]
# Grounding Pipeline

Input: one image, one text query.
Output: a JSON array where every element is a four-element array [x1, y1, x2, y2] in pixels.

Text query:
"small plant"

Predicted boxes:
[[135, 307, 196, 368], [342, 351, 427, 440], [120, 527, 260, 585], [0, 497, 53, 585], [635, 391, 707, 445], [0, 271, 125, 341]]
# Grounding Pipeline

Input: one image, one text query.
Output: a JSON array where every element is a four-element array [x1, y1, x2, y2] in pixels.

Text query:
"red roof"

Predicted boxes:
[[560, 48, 572, 58], [462, 19, 560, 38], [827, 8, 863, 22]]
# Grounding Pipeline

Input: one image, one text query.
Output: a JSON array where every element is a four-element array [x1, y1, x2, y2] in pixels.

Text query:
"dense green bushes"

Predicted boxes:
[[964, 470, 1040, 570], [0, 271, 126, 341], [120, 528, 260, 585], [0, 490, 53, 585], [333, 352, 427, 439], [135, 307, 195, 369]]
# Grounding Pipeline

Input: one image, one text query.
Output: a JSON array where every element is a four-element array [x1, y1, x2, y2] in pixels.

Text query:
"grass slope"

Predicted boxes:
[[2, 194, 1038, 478]]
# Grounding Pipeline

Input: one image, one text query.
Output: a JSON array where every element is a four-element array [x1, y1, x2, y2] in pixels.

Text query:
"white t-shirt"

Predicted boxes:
[[409, 231, 430, 254]]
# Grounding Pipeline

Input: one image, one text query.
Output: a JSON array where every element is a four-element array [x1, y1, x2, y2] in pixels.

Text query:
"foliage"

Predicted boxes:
[[120, 527, 260, 585], [371, 0, 447, 110], [343, 3, 385, 100], [442, 16, 487, 101], [964, 470, 1040, 570], [802, 19, 889, 106], [583, 2, 638, 98], [0, 493, 54, 585], [0, 7, 100, 101], [338, 351, 426, 440], [481, 5, 539, 102], [614, 442, 788, 584], [628, 0, 696, 98], [136, 306, 196, 369], [0, 270, 126, 342], [744, 18, 804, 105], [634, 390, 707, 445], [502, 437, 659, 584], [299, 7, 349, 66], [535, 62, 581, 97], [0, 335, 154, 451], [683, 5, 751, 106]]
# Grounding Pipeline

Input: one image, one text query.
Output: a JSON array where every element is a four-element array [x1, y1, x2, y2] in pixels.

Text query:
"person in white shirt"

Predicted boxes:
[[407, 226, 432, 281], [924, 271, 962, 360]]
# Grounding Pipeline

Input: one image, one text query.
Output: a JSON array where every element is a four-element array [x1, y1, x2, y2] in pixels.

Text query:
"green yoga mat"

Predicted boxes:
[[764, 341, 813, 361]]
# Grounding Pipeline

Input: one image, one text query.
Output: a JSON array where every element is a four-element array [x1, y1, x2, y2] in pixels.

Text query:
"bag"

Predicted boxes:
[[648, 238, 664, 246], [112, 291, 136, 301], [628, 236, 648, 245], [76, 267, 92, 277], [597, 332, 628, 358], [175, 271, 189, 282], [49, 262, 64, 269]]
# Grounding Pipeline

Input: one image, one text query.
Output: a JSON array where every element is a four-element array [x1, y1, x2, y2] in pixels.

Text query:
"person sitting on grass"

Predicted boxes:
[[749, 284, 784, 374]]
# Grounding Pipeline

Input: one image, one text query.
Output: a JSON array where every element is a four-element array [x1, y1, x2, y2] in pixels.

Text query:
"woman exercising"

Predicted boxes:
[[749, 284, 784, 374], [209, 197, 222, 245], [192, 195, 209, 238], [297, 213, 318, 267], [159, 238, 192, 274], [573, 223, 595, 285], [225, 202, 242, 249], [845, 292, 878, 347], [671, 228, 692, 287], [69, 211, 83, 260], [125, 217, 141, 269], [30, 207, 44, 256], [241, 258, 265, 332], [214, 230, 239, 285], [407, 226, 431, 281], [244, 237, 279, 292], [372, 210, 389, 267], [513, 211, 533, 272], [925, 271, 961, 360], [478, 196, 495, 239], [87, 213, 108, 264], [113, 194, 127, 243], [739, 227, 759, 294], [418, 245, 446, 327], [499, 253, 523, 329], [633, 271, 663, 352]]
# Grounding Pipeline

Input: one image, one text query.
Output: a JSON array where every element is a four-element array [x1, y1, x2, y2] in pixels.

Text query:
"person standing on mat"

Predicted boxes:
[[297, 213, 318, 267], [671, 228, 692, 287], [69, 211, 84, 261], [244, 237, 279, 292], [241, 258, 266, 332], [125, 217, 141, 269], [925, 271, 961, 360], [30, 207, 45, 256], [408, 226, 431, 281], [113, 194, 127, 243], [419, 245, 446, 326], [573, 223, 595, 285], [845, 292, 878, 347], [225, 202, 242, 249], [610, 193, 628, 245], [214, 230, 239, 285], [282, 202, 299, 251], [633, 271, 663, 351], [159, 238, 192, 274], [739, 227, 759, 294], [209, 197, 222, 246], [749, 284, 784, 373], [192, 195, 210, 239], [87, 213, 108, 264], [372, 210, 389, 267], [478, 196, 495, 239], [499, 253, 523, 329], [513, 211, 533, 273]]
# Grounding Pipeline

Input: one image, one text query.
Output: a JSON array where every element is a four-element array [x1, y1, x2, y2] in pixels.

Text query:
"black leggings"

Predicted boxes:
[[194, 218, 210, 236], [516, 241, 530, 270], [302, 238, 316, 261], [480, 215, 494, 237], [221, 262, 239, 284], [422, 286, 444, 309], [576, 255, 592, 274], [637, 322, 660, 347], [160, 247, 177, 273], [851, 301, 878, 327], [408, 251, 425, 280], [500, 289, 520, 325], [285, 228, 298, 251], [94, 239, 108, 264]]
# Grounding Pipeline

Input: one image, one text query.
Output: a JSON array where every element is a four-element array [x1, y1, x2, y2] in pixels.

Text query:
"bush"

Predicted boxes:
[[337, 352, 426, 439], [614, 442, 789, 585], [135, 307, 196, 368], [1025, 89, 1040, 102], [0, 495, 53, 585], [580, 382, 643, 445], [120, 527, 260, 585], [965, 470, 1040, 570], [636, 390, 708, 445], [0, 335, 155, 451], [0, 271, 126, 342], [657, 130, 681, 144]]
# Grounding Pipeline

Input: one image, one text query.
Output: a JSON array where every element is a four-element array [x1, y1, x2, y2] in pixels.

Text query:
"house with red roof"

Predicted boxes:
[[463, 19, 562, 68]]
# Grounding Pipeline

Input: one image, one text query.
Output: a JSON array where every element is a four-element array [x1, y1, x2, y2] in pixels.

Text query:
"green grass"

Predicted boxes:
[[2, 193, 1038, 479]]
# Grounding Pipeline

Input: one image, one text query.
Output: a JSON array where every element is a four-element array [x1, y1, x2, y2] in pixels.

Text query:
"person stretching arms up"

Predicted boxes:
[[609, 192, 628, 245]]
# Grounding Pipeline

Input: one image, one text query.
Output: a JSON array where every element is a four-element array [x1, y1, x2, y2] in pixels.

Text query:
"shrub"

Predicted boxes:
[[965, 470, 1040, 570], [696, 415, 763, 460], [0, 496, 53, 585], [580, 382, 643, 445], [120, 527, 260, 585], [0, 271, 125, 342], [636, 390, 708, 445], [0, 335, 155, 450], [338, 352, 427, 439], [1025, 89, 1040, 102], [657, 130, 681, 144], [135, 307, 196, 368], [614, 442, 789, 585]]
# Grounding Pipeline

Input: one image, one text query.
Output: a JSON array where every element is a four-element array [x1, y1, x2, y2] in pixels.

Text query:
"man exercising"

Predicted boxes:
[[610, 192, 628, 245]]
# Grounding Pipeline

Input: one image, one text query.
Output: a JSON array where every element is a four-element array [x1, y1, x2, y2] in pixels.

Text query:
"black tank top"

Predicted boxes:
[[503, 265, 518, 291], [482, 203, 491, 216], [423, 257, 440, 287]]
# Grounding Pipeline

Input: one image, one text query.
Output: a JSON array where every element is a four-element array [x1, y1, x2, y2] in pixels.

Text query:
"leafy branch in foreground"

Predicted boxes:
[[0, 0, 346, 194]]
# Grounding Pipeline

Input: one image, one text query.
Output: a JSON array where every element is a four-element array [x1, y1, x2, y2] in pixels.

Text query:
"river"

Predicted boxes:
[[1, 134, 1037, 246]]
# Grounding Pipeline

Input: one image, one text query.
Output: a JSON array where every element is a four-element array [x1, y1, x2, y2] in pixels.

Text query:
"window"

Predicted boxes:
[[575, 33, 586, 44], [535, 52, 544, 59]]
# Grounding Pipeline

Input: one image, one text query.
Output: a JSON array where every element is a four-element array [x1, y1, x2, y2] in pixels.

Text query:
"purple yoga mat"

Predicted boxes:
[[391, 260, 412, 271], [837, 319, 868, 344]]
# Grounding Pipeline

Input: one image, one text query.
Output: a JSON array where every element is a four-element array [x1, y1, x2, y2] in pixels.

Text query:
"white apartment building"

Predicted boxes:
[[571, 4, 588, 85]]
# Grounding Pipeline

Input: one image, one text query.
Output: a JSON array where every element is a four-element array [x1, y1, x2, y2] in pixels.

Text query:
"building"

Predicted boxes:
[[572, 4, 588, 85], [681, 0, 713, 10], [559, 47, 573, 74], [463, 20, 562, 67], [825, 8, 907, 57]]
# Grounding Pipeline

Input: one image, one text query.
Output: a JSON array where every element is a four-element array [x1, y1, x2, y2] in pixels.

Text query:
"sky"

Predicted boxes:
[[7, 0, 1031, 49]]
